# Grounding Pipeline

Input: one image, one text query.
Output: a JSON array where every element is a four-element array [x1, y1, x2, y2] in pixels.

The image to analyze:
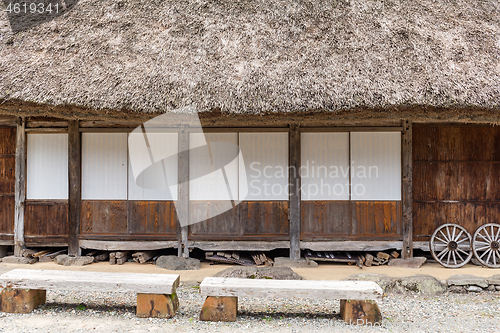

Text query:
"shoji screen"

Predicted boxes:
[[82, 133, 128, 200], [301, 133, 349, 200], [27, 134, 68, 199], [128, 132, 178, 200], [239, 133, 288, 201], [350, 132, 401, 200], [189, 133, 239, 201]]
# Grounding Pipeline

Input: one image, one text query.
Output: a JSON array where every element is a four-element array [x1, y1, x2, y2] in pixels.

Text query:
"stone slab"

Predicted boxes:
[[447, 274, 488, 288], [273, 257, 318, 268], [387, 257, 427, 269]]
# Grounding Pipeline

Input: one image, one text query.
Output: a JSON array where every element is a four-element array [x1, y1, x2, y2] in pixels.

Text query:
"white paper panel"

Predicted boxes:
[[128, 132, 178, 200], [301, 133, 349, 200], [239, 133, 288, 201], [82, 133, 128, 200], [189, 133, 239, 201], [27, 134, 68, 200], [350, 132, 401, 201]]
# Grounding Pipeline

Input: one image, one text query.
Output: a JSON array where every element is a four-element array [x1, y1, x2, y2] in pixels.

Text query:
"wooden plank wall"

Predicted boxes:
[[301, 201, 401, 240], [24, 201, 68, 245], [189, 201, 289, 240], [80, 200, 178, 240], [0, 128, 16, 241], [413, 125, 500, 241]]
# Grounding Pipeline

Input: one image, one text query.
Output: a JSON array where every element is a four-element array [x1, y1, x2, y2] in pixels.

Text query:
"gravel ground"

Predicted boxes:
[[0, 285, 499, 333]]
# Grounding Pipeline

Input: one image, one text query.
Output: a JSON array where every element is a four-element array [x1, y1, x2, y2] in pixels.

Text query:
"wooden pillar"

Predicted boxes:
[[402, 120, 413, 259], [68, 120, 81, 256], [289, 124, 301, 260], [14, 117, 26, 257], [177, 126, 189, 258]]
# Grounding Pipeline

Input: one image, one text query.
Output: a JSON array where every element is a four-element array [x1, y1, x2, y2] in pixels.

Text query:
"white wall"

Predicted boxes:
[[82, 133, 128, 200], [27, 134, 68, 200], [350, 132, 401, 200]]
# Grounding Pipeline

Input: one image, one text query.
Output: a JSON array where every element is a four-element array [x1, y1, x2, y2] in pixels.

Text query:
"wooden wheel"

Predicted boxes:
[[430, 223, 473, 268], [472, 223, 500, 268]]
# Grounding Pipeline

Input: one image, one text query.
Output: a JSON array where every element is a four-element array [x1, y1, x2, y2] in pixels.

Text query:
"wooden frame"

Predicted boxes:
[[14, 117, 26, 256], [401, 120, 413, 258]]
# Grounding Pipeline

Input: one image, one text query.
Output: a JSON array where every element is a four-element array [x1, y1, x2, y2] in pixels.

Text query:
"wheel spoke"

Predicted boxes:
[[452, 226, 456, 243], [478, 233, 491, 243], [446, 251, 451, 265], [439, 230, 449, 242], [493, 251, 497, 266], [457, 248, 469, 257], [495, 226, 500, 242], [480, 249, 491, 259], [435, 236, 448, 245], [446, 227, 452, 244], [457, 238, 470, 244], [476, 245, 491, 251], [474, 240, 490, 246], [455, 250, 464, 262], [454, 229, 464, 242], [452, 251, 457, 265], [486, 250, 493, 264], [437, 248, 449, 259]]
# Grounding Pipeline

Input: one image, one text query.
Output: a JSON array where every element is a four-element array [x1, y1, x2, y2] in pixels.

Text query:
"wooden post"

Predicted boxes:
[[68, 120, 81, 256], [289, 124, 301, 260], [402, 120, 413, 259], [14, 117, 26, 257], [177, 127, 189, 258]]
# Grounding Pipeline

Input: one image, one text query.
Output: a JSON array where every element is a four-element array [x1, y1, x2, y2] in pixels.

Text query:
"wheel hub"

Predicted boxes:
[[448, 241, 458, 250], [491, 241, 499, 250]]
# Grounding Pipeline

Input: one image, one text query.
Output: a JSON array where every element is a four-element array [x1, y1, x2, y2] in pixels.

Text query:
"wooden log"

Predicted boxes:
[[340, 299, 382, 325], [21, 249, 37, 258], [364, 254, 373, 267], [68, 120, 82, 256], [390, 251, 400, 258], [0, 288, 46, 313], [136, 293, 179, 318], [376, 252, 390, 260], [200, 296, 238, 322], [109, 252, 116, 265], [116, 255, 129, 265], [114, 251, 131, 259], [402, 120, 413, 259], [94, 252, 109, 262], [289, 123, 301, 260], [14, 117, 26, 257]]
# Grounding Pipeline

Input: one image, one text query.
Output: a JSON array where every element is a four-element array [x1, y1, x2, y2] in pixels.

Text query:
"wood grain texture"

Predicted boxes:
[[413, 125, 500, 241], [0, 269, 180, 294], [0, 128, 16, 155], [128, 201, 177, 236], [188, 201, 289, 240], [0, 196, 14, 237], [200, 277, 383, 301], [68, 120, 81, 255], [24, 201, 68, 241], [351, 201, 402, 237], [289, 123, 301, 260], [0, 157, 15, 194], [402, 120, 413, 258], [178, 127, 189, 257], [301, 201, 350, 238], [80, 201, 127, 235], [14, 118, 25, 256]]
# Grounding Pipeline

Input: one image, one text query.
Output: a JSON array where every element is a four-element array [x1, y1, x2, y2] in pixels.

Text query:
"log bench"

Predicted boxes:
[[199, 277, 383, 325], [0, 269, 180, 318]]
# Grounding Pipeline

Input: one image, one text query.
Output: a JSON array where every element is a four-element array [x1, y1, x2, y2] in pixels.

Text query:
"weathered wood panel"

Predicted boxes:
[[0, 196, 14, 237], [0, 157, 15, 194], [301, 201, 350, 239], [0, 128, 16, 155], [80, 201, 127, 235], [351, 201, 402, 237], [413, 125, 500, 241], [24, 201, 68, 243], [128, 201, 177, 236], [189, 201, 289, 240]]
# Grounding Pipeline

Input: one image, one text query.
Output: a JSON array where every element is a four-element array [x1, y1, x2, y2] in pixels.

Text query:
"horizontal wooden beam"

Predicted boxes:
[[300, 241, 404, 252], [25, 128, 67, 133], [79, 240, 178, 251], [26, 121, 68, 128], [189, 241, 291, 251], [301, 126, 404, 132]]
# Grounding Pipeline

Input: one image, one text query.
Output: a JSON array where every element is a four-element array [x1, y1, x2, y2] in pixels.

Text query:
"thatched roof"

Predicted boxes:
[[0, 0, 499, 117]]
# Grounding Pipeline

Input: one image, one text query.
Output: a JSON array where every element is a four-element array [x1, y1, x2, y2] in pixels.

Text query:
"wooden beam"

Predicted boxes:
[[79, 240, 178, 251], [402, 120, 413, 259], [289, 124, 301, 260], [14, 117, 26, 257], [178, 126, 189, 258], [189, 240, 291, 251], [68, 120, 81, 256], [300, 241, 403, 252]]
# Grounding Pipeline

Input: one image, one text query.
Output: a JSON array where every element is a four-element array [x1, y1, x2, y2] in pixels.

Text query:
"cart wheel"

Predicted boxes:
[[472, 223, 500, 268], [430, 223, 473, 268]]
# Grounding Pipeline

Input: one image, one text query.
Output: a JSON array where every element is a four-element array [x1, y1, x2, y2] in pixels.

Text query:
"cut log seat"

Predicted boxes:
[[199, 277, 383, 325], [0, 269, 180, 318]]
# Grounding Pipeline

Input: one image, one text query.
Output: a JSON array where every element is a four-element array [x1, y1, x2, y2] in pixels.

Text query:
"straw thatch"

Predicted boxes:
[[0, 0, 499, 117]]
